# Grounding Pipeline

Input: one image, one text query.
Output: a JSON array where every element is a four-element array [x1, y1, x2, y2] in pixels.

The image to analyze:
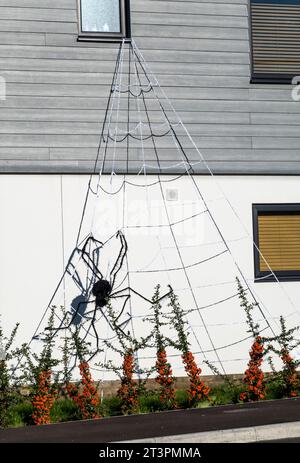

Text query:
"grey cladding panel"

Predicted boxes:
[[0, 20, 77, 34], [130, 1, 248, 16], [132, 12, 249, 28], [0, 1, 75, 8], [0, 33, 45, 45], [0, 45, 249, 64], [0, 7, 77, 22], [0, 0, 299, 174]]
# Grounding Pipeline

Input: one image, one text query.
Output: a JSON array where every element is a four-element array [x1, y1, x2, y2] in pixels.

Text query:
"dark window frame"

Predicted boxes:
[[77, 0, 131, 42], [249, 0, 300, 84], [253, 203, 300, 282]]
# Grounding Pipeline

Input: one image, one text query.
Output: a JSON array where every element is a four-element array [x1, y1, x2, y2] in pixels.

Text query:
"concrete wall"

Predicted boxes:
[[0, 0, 299, 174]]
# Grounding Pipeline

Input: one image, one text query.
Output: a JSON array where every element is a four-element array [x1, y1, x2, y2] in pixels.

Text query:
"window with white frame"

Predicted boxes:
[[78, 0, 130, 41]]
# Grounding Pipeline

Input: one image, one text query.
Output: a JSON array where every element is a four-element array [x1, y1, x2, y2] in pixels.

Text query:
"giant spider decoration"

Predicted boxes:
[[48, 230, 171, 358]]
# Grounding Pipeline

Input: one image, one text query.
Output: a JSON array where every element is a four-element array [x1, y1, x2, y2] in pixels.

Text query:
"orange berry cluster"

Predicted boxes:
[[155, 349, 176, 407], [240, 336, 265, 402], [182, 351, 210, 403], [281, 349, 299, 398], [66, 361, 101, 420], [117, 350, 138, 414], [31, 370, 55, 426]]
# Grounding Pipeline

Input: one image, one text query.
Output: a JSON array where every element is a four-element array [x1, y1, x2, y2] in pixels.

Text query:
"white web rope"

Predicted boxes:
[[19, 41, 300, 380], [131, 39, 300, 324]]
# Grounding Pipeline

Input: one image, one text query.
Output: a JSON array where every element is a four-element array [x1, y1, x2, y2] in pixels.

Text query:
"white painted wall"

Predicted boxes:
[[1, 174, 300, 379]]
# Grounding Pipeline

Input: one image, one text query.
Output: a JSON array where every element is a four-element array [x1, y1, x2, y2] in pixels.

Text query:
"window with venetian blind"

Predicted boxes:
[[253, 204, 300, 281], [250, 0, 300, 83]]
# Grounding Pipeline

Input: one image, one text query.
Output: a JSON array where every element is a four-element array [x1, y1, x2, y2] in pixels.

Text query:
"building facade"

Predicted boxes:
[[1, 0, 300, 373]]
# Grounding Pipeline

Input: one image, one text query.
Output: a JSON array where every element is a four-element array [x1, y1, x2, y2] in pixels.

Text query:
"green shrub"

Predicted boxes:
[[50, 398, 79, 423], [100, 396, 123, 417], [8, 400, 34, 427], [175, 389, 190, 409], [195, 400, 210, 409], [138, 392, 165, 414], [264, 380, 285, 400], [209, 383, 244, 406]]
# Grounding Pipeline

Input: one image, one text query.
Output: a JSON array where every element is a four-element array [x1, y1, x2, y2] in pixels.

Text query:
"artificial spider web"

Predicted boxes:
[[22, 40, 300, 381]]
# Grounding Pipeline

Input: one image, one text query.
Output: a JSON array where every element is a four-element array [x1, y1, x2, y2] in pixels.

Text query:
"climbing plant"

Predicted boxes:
[[237, 278, 265, 402]]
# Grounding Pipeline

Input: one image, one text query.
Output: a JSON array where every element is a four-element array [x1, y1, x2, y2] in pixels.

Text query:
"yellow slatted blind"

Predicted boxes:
[[258, 214, 300, 271], [251, 2, 300, 75]]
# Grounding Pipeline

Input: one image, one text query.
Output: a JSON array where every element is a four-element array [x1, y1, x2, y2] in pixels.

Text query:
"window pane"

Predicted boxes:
[[81, 0, 121, 33], [251, 0, 300, 78], [258, 214, 300, 271]]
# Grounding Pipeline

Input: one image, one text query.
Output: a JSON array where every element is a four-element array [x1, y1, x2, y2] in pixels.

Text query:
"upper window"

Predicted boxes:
[[253, 204, 300, 282], [250, 0, 300, 83], [78, 0, 131, 41]]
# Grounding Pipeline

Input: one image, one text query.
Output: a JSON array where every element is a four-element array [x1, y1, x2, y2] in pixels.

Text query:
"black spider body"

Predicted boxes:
[[50, 231, 171, 362], [92, 279, 112, 308]]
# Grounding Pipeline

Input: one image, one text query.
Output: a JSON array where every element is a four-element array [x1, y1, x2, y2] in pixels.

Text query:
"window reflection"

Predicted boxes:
[[81, 0, 121, 33]]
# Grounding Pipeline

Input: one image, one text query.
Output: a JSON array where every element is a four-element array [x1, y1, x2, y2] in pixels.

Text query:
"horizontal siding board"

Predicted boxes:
[[251, 113, 300, 125], [0, 122, 298, 138], [0, 147, 49, 160], [249, 89, 297, 101], [2, 97, 300, 114], [0, 134, 253, 149], [46, 34, 250, 52], [0, 160, 82, 173], [0, 58, 250, 76], [0, 1, 76, 8], [0, 7, 77, 22], [132, 24, 249, 40], [5, 84, 250, 100], [130, 1, 248, 16], [2, 82, 291, 102], [132, 12, 249, 28], [0, 109, 251, 125], [1, 161, 300, 175], [2, 71, 251, 87], [0, 32, 45, 45], [47, 148, 300, 162], [135, 37, 250, 53], [200, 149, 300, 161], [0, 45, 250, 65], [0, 20, 77, 33], [253, 138, 300, 149]]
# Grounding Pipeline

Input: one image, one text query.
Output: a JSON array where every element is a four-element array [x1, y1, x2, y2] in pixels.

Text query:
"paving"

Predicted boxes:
[[0, 397, 299, 443]]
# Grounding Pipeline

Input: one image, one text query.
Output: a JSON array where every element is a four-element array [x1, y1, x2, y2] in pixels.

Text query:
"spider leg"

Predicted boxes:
[[47, 299, 95, 335], [109, 293, 131, 323], [81, 251, 103, 280], [67, 263, 86, 294], [81, 236, 104, 280], [110, 231, 128, 288], [110, 286, 173, 305], [81, 235, 104, 256], [84, 308, 101, 358], [97, 303, 130, 338]]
